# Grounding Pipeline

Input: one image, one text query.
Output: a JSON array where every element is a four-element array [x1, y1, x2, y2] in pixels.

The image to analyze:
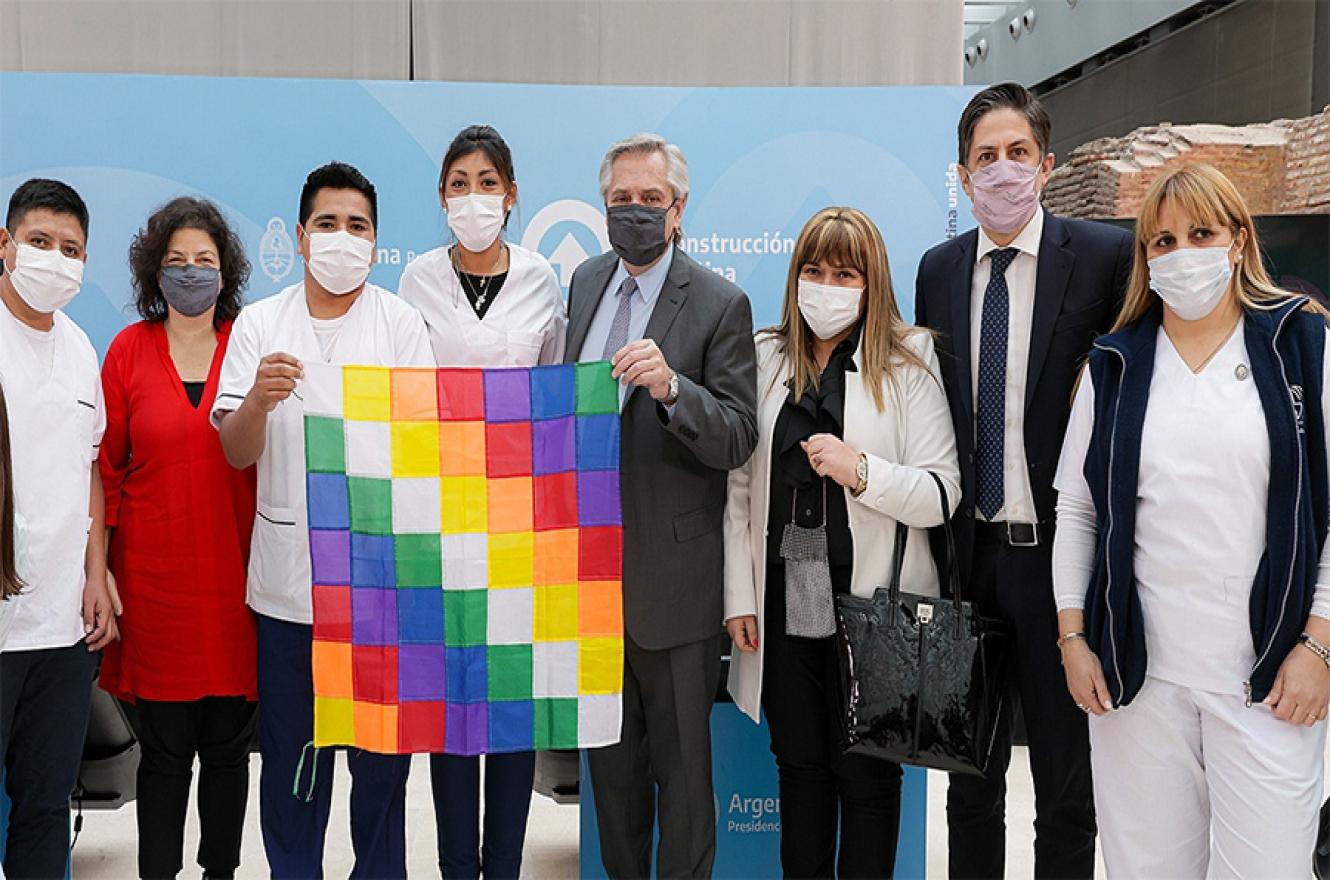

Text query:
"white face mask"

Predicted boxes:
[[1147, 245, 1235, 321], [446, 194, 507, 253], [797, 279, 863, 340], [6, 242, 84, 313], [305, 230, 374, 295]]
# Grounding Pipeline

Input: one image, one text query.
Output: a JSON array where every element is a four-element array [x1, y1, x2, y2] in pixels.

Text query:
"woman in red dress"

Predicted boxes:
[[99, 197, 258, 880]]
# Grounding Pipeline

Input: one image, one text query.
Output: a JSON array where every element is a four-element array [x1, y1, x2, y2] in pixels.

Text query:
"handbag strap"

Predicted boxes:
[[885, 472, 964, 615]]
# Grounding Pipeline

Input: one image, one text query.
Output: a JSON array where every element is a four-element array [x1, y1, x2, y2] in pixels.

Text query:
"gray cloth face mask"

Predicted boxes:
[[159, 265, 221, 317]]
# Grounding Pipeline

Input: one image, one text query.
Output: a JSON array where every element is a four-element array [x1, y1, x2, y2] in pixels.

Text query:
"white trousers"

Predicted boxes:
[[1090, 676, 1325, 878]]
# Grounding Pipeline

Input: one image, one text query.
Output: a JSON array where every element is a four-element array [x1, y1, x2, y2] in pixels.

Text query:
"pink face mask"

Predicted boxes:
[[967, 159, 1041, 236]]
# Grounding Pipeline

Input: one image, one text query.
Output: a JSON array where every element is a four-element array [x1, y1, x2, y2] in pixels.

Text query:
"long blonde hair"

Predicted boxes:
[[1115, 163, 1324, 331], [768, 207, 929, 411]]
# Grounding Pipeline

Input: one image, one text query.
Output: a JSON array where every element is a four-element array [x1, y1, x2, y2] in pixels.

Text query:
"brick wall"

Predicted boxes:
[[1042, 107, 1330, 219]]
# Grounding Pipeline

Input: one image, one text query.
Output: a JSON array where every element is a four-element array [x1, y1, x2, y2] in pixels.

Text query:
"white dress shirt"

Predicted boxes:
[[399, 242, 567, 367], [210, 282, 434, 624], [577, 250, 673, 360], [1053, 325, 1330, 695], [971, 207, 1042, 524]]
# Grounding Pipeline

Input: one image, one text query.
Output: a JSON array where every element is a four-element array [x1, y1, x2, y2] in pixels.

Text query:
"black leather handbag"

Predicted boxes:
[[834, 472, 1012, 777]]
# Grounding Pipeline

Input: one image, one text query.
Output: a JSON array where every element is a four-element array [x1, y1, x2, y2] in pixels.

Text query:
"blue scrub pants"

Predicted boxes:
[[256, 614, 410, 880]]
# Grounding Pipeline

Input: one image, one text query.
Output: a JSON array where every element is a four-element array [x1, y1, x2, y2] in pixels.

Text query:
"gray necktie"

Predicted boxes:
[[601, 276, 638, 360]]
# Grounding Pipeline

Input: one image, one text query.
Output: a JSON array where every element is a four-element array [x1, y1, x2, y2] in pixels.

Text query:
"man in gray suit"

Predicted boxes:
[[566, 133, 758, 878]]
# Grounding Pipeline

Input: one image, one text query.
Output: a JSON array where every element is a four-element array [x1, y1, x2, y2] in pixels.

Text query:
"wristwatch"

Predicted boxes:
[[851, 453, 868, 498], [663, 371, 680, 407]]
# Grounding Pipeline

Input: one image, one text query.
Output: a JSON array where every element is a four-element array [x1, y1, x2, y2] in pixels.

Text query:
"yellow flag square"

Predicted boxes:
[[534, 584, 578, 641], [578, 638, 623, 695], [391, 421, 440, 477], [313, 696, 356, 747], [441, 477, 488, 534], [489, 531, 534, 588], [343, 366, 392, 422]]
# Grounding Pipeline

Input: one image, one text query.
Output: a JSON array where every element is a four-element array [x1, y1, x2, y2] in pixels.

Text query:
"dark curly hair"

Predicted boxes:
[[129, 197, 250, 327]]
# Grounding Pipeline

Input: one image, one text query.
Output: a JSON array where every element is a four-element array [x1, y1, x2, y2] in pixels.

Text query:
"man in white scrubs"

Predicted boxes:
[[0, 179, 118, 879], [212, 162, 431, 879]]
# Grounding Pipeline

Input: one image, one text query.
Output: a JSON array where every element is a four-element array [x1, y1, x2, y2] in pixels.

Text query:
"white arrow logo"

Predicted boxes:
[[547, 233, 589, 288], [520, 199, 610, 289]]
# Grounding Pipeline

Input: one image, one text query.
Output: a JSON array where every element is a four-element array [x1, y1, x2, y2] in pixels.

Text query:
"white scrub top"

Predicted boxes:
[[0, 304, 104, 652], [1056, 325, 1330, 695], [211, 282, 433, 624], [399, 242, 567, 367]]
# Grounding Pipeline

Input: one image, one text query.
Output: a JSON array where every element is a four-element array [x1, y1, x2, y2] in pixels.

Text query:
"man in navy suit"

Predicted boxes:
[[915, 82, 1133, 879]]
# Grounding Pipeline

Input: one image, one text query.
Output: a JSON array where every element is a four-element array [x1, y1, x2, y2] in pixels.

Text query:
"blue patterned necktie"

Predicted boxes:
[[602, 276, 637, 360], [975, 247, 1018, 520]]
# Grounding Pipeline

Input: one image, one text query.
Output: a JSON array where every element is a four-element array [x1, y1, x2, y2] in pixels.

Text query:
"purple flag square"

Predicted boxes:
[[483, 369, 531, 423], [352, 588, 397, 646], [532, 417, 575, 475], [311, 529, 350, 585], [445, 701, 489, 756], [399, 644, 446, 701], [578, 470, 622, 526]]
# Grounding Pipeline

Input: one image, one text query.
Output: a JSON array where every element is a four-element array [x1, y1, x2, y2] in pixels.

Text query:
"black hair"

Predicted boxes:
[[5, 178, 89, 239], [299, 162, 378, 231], [0, 380, 22, 600], [439, 125, 516, 191], [957, 82, 1052, 167], [128, 197, 250, 328], [439, 125, 516, 228]]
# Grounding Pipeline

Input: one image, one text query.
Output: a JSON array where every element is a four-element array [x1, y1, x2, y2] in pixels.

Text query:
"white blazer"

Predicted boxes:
[[400, 242, 567, 367], [724, 328, 962, 722]]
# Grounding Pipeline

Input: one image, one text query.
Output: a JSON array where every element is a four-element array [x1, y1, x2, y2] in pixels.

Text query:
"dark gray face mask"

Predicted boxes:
[[159, 265, 221, 317], [606, 203, 673, 267]]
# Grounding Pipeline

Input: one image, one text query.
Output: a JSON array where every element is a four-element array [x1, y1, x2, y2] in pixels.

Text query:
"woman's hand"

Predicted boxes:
[[802, 434, 859, 490], [1062, 640, 1113, 716], [726, 615, 759, 653], [1265, 644, 1330, 725]]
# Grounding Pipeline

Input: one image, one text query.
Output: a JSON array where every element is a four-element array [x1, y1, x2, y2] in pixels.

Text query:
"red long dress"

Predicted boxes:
[[98, 320, 258, 702]]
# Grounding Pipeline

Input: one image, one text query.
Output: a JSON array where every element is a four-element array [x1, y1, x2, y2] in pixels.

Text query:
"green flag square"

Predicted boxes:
[[487, 645, 534, 701], [347, 476, 392, 536], [575, 362, 619, 415], [444, 589, 488, 647], [305, 415, 346, 474], [534, 698, 579, 750], [394, 533, 442, 588]]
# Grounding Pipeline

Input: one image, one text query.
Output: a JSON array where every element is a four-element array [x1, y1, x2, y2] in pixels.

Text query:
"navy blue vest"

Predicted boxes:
[[1082, 298, 1329, 706]]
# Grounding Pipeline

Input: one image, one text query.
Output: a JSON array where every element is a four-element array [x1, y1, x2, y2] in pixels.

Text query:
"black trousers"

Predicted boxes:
[[762, 565, 902, 879], [0, 641, 98, 880], [429, 750, 535, 880], [132, 696, 257, 880], [946, 532, 1096, 879], [587, 632, 724, 879]]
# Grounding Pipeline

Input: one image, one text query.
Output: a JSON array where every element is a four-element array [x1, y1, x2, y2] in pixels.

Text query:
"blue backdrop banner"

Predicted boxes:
[[0, 72, 976, 355], [0, 71, 978, 877]]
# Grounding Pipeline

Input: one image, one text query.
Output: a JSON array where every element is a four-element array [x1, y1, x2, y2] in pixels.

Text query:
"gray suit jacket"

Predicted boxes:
[[565, 247, 758, 650]]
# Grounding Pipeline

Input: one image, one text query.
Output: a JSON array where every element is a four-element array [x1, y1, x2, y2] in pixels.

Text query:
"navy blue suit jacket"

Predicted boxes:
[[913, 211, 1133, 587]]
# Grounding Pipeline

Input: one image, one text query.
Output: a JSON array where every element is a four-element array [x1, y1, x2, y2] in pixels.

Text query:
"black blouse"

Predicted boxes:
[[458, 270, 509, 321], [765, 325, 862, 593]]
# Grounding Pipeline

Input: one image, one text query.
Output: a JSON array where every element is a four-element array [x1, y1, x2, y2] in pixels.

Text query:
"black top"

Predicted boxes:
[[182, 380, 206, 408], [457, 269, 508, 321], [765, 324, 861, 593]]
